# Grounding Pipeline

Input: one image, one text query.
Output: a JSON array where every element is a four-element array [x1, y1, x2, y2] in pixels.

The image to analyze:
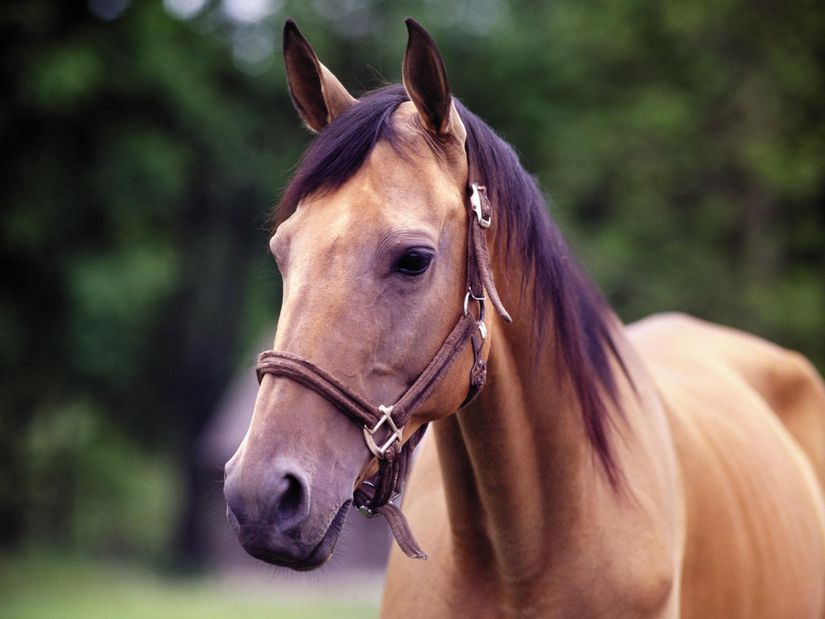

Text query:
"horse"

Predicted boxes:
[[223, 19, 825, 618]]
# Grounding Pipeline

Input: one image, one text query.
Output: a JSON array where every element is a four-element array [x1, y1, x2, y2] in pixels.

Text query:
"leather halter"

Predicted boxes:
[[256, 182, 511, 559]]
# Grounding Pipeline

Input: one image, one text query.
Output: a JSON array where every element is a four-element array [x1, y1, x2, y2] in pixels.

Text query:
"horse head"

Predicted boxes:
[[223, 20, 491, 569]]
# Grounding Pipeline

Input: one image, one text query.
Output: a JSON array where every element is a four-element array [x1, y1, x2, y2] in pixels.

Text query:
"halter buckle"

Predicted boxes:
[[356, 481, 379, 518], [355, 481, 401, 518], [363, 405, 403, 459], [470, 184, 492, 228]]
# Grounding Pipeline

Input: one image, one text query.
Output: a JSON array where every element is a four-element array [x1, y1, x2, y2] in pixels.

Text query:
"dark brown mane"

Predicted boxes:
[[274, 85, 628, 483]]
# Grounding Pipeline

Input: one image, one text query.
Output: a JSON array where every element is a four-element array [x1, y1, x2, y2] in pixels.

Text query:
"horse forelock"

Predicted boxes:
[[273, 84, 629, 485]]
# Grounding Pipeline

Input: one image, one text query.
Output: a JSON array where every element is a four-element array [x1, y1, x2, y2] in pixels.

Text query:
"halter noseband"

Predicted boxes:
[[255, 181, 511, 559]]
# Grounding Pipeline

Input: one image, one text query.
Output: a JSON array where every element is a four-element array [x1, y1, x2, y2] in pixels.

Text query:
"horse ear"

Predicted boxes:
[[402, 18, 464, 140], [283, 19, 356, 133]]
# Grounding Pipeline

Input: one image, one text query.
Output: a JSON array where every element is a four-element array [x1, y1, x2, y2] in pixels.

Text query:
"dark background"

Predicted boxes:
[[1, 0, 823, 615]]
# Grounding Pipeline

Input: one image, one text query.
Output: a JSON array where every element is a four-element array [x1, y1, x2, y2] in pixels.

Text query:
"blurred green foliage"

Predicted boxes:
[[25, 401, 178, 558], [1, 0, 823, 569]]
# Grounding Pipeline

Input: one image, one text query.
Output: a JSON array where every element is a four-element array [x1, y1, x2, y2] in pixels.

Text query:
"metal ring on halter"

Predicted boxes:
[[463, 288, 486, 320], [363, 404, 403, 459], [463, 289, 488, 340]]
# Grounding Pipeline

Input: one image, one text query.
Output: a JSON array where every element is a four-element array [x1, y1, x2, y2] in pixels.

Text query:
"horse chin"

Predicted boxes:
[[235, 500, 352, 571]]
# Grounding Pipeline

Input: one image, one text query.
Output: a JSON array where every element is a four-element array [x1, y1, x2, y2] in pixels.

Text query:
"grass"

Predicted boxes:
[[0, 553, 380, 619]]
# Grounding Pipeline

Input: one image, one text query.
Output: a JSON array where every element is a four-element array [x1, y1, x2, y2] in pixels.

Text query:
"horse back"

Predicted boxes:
[[629, 312, 825, 618]]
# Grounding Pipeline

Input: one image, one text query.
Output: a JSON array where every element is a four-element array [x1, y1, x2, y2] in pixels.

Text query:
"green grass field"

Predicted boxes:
[[1, 554, 379, 619]]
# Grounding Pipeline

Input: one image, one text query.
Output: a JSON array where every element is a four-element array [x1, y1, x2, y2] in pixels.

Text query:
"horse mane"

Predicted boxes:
[[274, 85, 628, 484]]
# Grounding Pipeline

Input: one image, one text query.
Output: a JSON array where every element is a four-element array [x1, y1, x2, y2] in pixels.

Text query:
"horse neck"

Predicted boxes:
[[432, 254, 640, 590]]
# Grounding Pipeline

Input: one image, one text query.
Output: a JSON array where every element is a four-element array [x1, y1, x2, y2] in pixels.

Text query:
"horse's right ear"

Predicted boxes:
[[283, 19, 356, 133]]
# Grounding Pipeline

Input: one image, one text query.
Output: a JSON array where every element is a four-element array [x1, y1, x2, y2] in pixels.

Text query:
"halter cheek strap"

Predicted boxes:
[[255, 181, 511, 559]]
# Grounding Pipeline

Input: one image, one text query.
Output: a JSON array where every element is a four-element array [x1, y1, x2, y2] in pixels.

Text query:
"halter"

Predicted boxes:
[[255, 181, 511, 559]]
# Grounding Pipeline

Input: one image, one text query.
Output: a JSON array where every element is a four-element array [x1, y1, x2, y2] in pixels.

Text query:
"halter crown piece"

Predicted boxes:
[[255, 174, 512, 559]]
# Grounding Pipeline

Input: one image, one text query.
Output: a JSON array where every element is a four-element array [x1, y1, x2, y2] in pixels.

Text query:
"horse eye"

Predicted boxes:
[[394, 248, 434, 276]]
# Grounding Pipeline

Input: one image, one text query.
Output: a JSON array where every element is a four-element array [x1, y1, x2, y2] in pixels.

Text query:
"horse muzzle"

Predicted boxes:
[[223, 455, 352, 569]]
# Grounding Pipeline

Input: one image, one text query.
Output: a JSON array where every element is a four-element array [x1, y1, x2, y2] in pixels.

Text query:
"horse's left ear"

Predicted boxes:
[[283, 19, 356, 133], [402, 18, 465, 141]]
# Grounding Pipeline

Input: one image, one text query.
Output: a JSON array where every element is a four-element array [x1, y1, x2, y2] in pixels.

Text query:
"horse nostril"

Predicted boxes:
[[224, 460, 312, 533], [280, 474, 302, 515], [271, 472, 309, 526]]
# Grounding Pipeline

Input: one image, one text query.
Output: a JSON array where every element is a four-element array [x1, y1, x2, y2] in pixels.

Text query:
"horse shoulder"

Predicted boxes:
[[629, 312, 825, 618]]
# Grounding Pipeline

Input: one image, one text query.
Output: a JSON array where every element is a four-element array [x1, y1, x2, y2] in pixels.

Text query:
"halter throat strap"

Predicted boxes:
[[255, 180, 510, 559]]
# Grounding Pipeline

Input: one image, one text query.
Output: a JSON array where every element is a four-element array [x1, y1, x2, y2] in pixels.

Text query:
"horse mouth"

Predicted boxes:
[[235, 500, 352, 570], [290, 500, 351, 571]]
